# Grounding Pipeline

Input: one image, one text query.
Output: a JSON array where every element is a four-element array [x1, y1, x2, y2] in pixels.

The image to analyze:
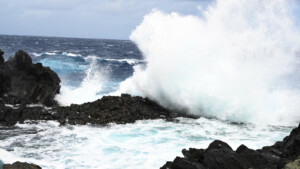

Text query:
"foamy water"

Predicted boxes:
[[1, 0, 300, 168], [117, 0, 300, 126], [0, 118, 293, 169]]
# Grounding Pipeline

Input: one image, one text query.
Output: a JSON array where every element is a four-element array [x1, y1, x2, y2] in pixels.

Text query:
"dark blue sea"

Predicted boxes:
[[0, 35, 145, 105], [1, 34, 143, 93]]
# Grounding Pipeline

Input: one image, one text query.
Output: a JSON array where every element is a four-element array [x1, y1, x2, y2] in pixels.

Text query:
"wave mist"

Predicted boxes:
[[117, 0, 300, 125], [56, 56, 106, 106]]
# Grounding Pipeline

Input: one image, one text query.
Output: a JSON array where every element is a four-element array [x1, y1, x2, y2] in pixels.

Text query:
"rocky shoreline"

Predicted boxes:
[[161, 123, 300, 169], [0, 50, 191, 127], [0, 50, 299, 169]]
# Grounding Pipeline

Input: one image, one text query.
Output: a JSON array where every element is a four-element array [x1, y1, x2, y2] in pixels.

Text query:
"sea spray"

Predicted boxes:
[[117, 0, 300, 125], [55, 56, 107, 106]]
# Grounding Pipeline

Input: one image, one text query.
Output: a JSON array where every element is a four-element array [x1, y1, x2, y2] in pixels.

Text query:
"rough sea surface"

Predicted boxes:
[[0, 35, 295, 169], [0, 35, 144, 105]]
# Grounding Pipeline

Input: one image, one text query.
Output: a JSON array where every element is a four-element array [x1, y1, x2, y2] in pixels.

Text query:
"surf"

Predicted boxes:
[[117, 0, 300, 126]]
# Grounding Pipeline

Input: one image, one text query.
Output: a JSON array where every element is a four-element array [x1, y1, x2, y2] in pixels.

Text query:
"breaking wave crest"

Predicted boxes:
[[55, 56, 107, 106], [117, 0, 300, 125]]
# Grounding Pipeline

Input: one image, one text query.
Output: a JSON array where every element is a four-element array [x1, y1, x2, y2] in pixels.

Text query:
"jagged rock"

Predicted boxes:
[[0, 93, 187, 126], [0, 50, 4, 95], [161, 123, 300, 169], [0, 49, 4, 65], [0, 50, 194, 126], [54, 93, 173, 125], [0, 49, 299, 169], [3, 161, 41, 169], [0, 50, 60, 106]]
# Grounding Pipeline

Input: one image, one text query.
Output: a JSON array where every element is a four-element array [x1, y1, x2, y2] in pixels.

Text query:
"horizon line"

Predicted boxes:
[[0, 33, 130, 41]]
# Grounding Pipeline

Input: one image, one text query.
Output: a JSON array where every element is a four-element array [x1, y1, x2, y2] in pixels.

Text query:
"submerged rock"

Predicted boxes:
[[161, 123, 300, 169], [3, 161, 41, 169], [0, 50, 60, 106]]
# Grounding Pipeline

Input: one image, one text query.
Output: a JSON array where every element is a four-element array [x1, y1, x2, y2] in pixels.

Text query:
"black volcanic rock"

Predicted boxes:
[[0, 50, 60, 106], [0, 50, 5, 95], [3, 161, 41, 169], [0, 93, 178, 126], [54, 93, 173, 125], [0, 50, 193, 126], [0, 49, 4, 65], [161, 123, 300, 169]]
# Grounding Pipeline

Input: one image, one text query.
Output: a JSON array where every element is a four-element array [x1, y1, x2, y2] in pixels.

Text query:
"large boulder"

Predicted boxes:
[[0, 50, 60, 106]]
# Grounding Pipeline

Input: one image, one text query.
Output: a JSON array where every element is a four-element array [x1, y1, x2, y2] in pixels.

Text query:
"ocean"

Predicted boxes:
[[1, 0, 300, 168], [0, 35, 144, 105], [0, 35, 295, 169]]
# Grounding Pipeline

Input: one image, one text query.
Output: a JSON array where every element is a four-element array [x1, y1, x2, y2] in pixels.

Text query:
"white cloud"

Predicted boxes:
[[0, 0, 211, 39]]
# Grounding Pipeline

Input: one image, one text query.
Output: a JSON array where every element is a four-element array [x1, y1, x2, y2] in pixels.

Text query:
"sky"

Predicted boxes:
[[0, 0, 212, 40]]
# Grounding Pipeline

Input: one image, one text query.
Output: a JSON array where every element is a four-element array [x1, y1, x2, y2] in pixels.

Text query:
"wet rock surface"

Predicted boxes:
[[0, 93, 179, 126], [161, 123, 300, 169], [55, 93, 176, 125], [3, 161, 41, 169], [0, 50, 187, 126], [1, 50, 299, 169], [0, 50, 60, 106], [0, 50, 4, 65]]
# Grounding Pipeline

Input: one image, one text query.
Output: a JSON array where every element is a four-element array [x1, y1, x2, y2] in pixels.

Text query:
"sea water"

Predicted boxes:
[[0, 118, 293, 169], [0, 35, 294, 168], [1, 0, 300, 168]]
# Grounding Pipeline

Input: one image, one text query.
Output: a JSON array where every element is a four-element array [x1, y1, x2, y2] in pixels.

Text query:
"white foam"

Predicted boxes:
[[105, 58, 143, 65], [31, 52, 57, 57], [4, 104, 19, 109], [117, 0, 300, 126], [44, 52, 56, 56], [31, 52, 42, 57], [25, 104, 52, 110], [0, 148, 22, 164], [55, 56, 107, 106], [0, 118, 293, 169], [62, 52, 81, 57]]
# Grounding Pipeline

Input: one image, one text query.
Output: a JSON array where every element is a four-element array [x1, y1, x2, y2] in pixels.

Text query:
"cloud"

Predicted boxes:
[[0, 0, 211, 39]]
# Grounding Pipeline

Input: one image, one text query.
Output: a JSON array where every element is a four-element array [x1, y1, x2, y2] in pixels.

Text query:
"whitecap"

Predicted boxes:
[[62, 52, 82, 57]]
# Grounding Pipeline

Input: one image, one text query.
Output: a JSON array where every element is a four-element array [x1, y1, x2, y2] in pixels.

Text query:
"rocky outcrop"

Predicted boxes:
[[0, 50, 4, 65], [55, 93, 174, 125], [0, 50, 60, 106], [3, 50, 299, 169], [0, 103, 55, 126], [161, 123, 300, 169], [0, 94, 182, 126], [3, 161, 41, 169], [0, 50, 189, 126]]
